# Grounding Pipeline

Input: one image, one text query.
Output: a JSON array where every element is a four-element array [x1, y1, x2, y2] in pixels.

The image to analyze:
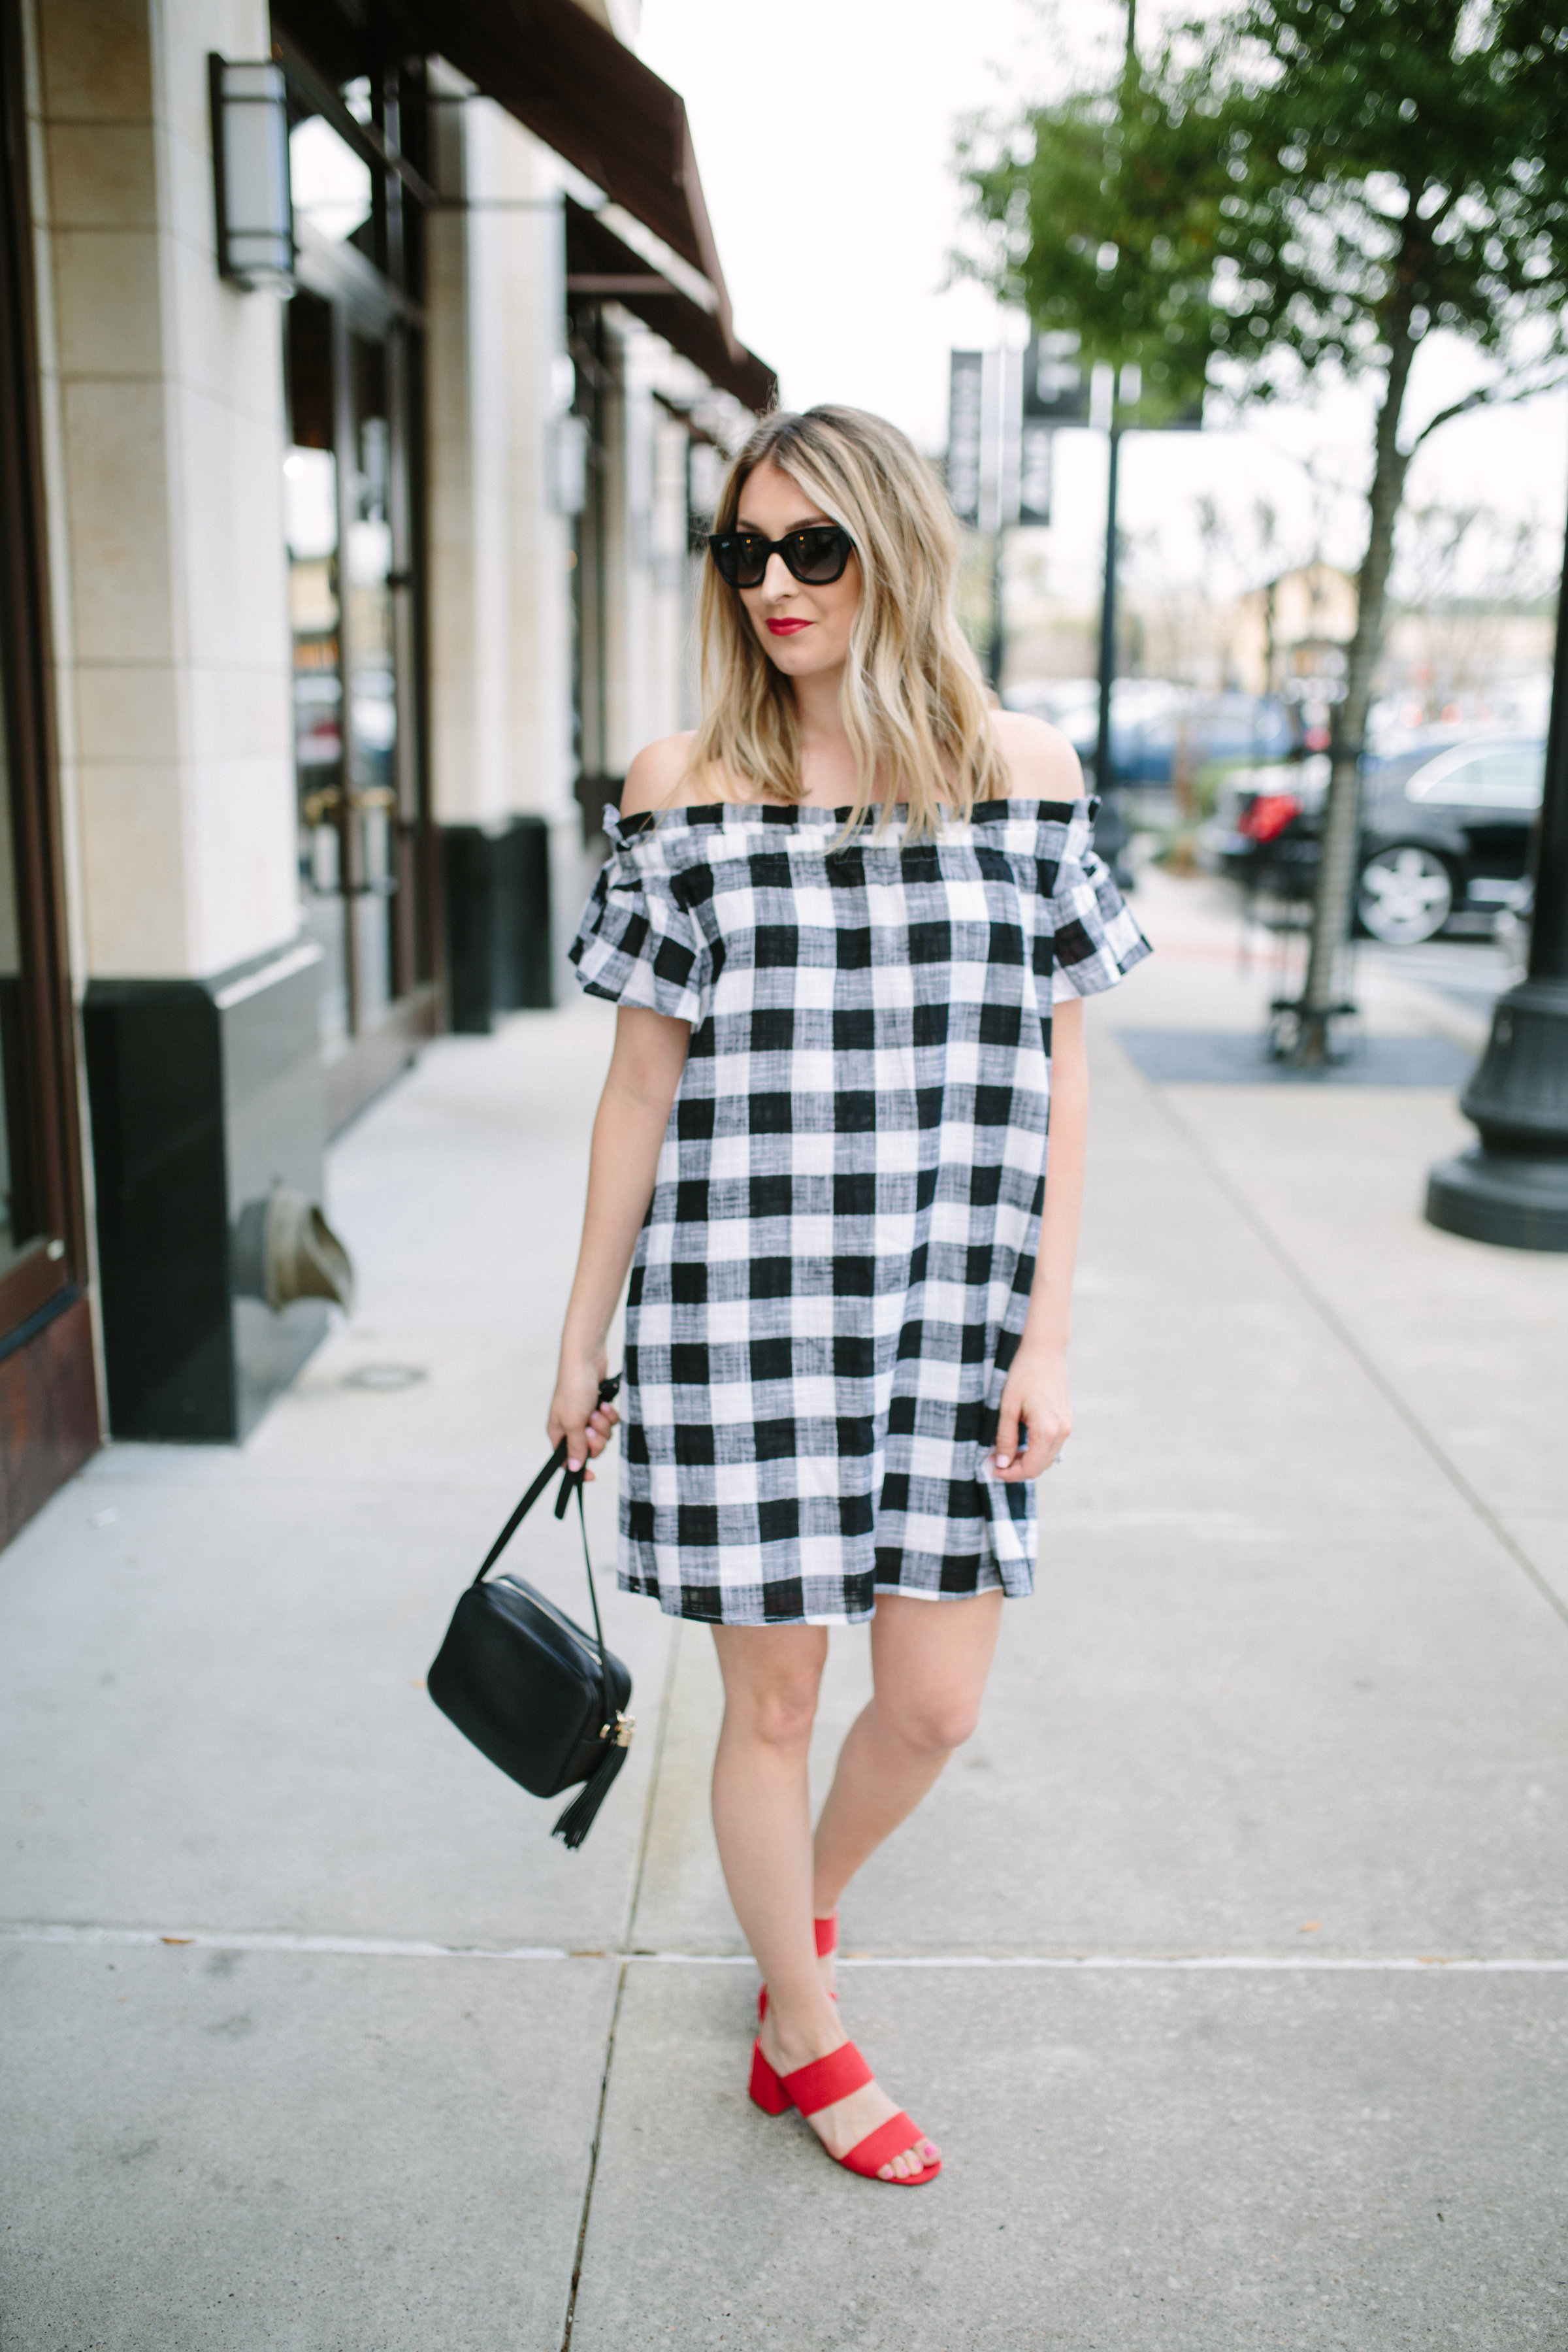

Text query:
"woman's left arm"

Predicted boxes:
[[990, 995, 1086, 1480]]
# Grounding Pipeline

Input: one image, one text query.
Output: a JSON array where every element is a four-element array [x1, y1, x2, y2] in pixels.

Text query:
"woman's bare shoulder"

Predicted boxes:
[[620, 736, 761, 817], [987, 708, 1086, 800], [619, 734, 700, 819]]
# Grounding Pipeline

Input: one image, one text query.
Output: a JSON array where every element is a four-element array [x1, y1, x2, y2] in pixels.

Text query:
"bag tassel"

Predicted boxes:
[[551, 1723, 632, 1850]]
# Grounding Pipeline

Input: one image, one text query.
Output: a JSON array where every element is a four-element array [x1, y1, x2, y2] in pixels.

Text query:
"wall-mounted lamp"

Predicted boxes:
[[208, 54, 294, 289]]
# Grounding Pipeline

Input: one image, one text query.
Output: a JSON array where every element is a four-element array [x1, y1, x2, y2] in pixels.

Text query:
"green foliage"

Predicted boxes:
[[959, 0, 1568, 421]]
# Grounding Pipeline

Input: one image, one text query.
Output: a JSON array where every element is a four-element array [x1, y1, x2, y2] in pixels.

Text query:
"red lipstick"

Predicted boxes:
[[766, 618, 810, 636]]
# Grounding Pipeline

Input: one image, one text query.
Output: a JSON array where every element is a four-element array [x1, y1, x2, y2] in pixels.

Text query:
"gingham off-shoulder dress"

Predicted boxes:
[[570, 797, 1150, 1626]]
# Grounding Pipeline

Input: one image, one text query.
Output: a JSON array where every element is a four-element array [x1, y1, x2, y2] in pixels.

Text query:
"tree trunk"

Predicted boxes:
[[1294, 322, 1418, 1064]]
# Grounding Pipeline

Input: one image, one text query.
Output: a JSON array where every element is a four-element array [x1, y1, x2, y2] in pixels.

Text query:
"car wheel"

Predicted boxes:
[[1356, 845, 1454, 945]]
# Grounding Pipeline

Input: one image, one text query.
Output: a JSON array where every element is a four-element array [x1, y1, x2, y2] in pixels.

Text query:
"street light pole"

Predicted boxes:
[[1090, 414, 1132, 881], [1094, 418, 1121, 796], [1091, 0, 1138, 877], [1426, 461, 1568, 1249]]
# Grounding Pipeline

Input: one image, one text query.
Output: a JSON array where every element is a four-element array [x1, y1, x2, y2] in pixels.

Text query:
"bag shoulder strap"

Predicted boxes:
[[471, 1376, 623, 1721], [470, 1375, 621, 1588], [470, 1443, 568, 1584]]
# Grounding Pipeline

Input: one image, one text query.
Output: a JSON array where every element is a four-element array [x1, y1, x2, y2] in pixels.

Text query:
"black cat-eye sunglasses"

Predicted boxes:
[[706, 524, 855, 589]]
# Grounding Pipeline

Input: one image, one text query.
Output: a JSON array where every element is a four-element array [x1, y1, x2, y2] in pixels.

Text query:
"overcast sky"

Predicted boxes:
[[638, 0, 1567, 621]]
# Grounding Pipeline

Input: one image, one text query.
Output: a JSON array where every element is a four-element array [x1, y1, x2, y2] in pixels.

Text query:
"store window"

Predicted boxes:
[[0, 679, 34, 1286], [0, 0, 95, 1540], [0, 104, 78, 1341], [0, 635, 80, 1337], [275, 41, 431, 1126]]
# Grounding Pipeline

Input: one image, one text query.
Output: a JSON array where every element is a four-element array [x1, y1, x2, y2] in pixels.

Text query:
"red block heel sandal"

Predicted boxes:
[[748, 2038, 941, 2187], [757, 1912, 837, 2025]]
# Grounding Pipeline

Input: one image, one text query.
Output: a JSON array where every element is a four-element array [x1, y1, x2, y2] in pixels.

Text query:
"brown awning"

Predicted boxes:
[[415, 0, 744, 353], [565, 199, 776, 415]]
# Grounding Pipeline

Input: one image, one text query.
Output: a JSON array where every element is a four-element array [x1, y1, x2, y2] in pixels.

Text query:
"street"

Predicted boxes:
[[3, 867, 1566, 2351]]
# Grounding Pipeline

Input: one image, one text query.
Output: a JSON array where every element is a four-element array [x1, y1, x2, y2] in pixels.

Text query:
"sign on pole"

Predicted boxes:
[[951, 338, 1084, 531], [1022, 330, 1090, 424], [949, 346, 1032, 533], [947, 351, 985, 527], [1019, 423, 1053, 526]]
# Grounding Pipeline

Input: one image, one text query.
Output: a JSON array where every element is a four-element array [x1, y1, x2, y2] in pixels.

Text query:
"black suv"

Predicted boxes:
[[1199, 734, 1544, 944]]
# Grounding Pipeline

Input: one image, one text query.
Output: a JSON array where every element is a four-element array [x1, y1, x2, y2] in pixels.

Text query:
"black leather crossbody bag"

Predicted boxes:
[[427, 1377, 632, 1849]]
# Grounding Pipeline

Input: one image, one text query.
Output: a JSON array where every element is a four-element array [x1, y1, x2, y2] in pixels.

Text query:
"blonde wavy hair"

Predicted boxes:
[[685, 405, 1009, 835]]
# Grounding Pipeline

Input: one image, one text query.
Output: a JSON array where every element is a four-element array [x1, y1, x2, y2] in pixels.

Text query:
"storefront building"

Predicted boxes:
[[0, 0, 771, 1541]]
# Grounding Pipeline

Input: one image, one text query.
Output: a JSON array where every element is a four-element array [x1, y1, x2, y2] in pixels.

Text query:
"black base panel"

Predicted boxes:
[[84, 947, 331, 1441], [442, 819, 553, 1034]]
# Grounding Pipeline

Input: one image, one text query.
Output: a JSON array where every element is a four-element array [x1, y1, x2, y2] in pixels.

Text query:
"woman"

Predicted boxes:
[[548, 406, 1148, 2187]]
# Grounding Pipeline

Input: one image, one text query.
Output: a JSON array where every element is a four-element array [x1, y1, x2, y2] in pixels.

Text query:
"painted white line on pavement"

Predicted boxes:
[[0, 1923, 573, 1961], [3, 1923, 1567, 1971], [834, 1953, 1568, 1973]]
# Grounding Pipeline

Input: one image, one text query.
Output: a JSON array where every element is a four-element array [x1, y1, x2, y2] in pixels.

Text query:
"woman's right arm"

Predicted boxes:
[[548, 1004, 691, 1472]]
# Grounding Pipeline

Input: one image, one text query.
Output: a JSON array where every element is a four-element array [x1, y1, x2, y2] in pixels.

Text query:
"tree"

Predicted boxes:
[[960, 0, 1568, 1060]]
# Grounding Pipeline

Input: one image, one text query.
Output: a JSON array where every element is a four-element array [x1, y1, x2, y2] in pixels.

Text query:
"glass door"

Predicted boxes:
[[286, 290, 350, 1057], [285, 294, 422, 1080], [279, 47, 431, 1125], [341, 329, 400, 1034]]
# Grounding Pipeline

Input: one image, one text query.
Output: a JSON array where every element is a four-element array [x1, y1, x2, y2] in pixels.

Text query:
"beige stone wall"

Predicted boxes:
[[24, 0, 299, 981], [597, 318, 703, 772], [425, 81, 574, 832]]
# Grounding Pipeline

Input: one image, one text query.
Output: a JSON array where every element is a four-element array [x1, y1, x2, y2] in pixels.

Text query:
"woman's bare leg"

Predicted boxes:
[[811, 1589, 1004, 1916], [711, 1624, 938, 2181], [710, 1624, 827, 2017]]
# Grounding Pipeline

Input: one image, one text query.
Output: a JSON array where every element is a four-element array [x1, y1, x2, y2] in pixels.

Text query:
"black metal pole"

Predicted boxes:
[[1090, 0, 1139, 883], [1425, 455, 1568, 1249], [1092, 421, 1129, 879], [1528, 541, 1568, 987], [1094, 423, 1119, 787]]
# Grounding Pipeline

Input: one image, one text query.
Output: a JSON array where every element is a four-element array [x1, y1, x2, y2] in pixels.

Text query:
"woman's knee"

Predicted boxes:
[[715, 1631, 825, 1752], [737, 1674, 821, 1751], [883, 1690, 984, 1761]]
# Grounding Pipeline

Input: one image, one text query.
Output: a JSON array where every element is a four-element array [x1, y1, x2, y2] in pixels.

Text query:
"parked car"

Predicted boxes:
[[1005, 678, 1294, 785], [1198, 733, 1544, 944]]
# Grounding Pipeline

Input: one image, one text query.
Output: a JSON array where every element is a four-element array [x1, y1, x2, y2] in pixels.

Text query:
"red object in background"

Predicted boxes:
[[1237, 791, 1303, 843]]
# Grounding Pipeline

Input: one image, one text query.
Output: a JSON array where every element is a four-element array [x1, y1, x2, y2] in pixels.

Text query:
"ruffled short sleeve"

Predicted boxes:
[[569, 815, 708, 1024], [1045, 808, 1152, 1002]]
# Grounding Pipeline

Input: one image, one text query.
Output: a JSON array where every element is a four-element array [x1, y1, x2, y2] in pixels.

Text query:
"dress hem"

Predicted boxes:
[[618, 1572, 1035, 1627]]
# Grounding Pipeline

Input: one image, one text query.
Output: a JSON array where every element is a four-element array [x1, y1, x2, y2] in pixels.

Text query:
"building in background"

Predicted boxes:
[[0, 0, 772, 1539]]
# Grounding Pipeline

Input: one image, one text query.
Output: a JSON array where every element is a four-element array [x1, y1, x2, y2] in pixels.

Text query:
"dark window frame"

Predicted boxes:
[[0, 0, 89, 1347]]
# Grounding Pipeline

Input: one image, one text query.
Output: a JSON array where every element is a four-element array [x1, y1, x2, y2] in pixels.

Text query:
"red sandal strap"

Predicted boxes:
[[781, 2039, 873, 2116], [841, 2111, 937, 2181], [813, 1913, 838, 1957]]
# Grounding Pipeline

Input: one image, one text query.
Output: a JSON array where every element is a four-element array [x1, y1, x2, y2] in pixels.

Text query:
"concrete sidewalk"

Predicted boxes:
[[3, 868, 1567, 2351]]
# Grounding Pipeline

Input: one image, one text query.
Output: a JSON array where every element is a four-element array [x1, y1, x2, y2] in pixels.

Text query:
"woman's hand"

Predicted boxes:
[[547, 1354, 619, 1479], [989, 1341, 1071, 1481]]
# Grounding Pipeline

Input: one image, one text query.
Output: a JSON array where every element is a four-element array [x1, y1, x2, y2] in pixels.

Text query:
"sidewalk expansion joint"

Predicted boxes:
[[4, 1925, 1565, 1970], [559, 1956, 625, 2352]]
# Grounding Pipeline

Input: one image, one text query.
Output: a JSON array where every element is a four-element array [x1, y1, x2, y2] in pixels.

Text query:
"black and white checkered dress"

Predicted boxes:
[[570, 796, 1149, 1626]]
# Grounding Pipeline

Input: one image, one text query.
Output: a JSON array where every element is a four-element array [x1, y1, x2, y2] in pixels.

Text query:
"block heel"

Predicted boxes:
[[749, 2040, 791, 2115]]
